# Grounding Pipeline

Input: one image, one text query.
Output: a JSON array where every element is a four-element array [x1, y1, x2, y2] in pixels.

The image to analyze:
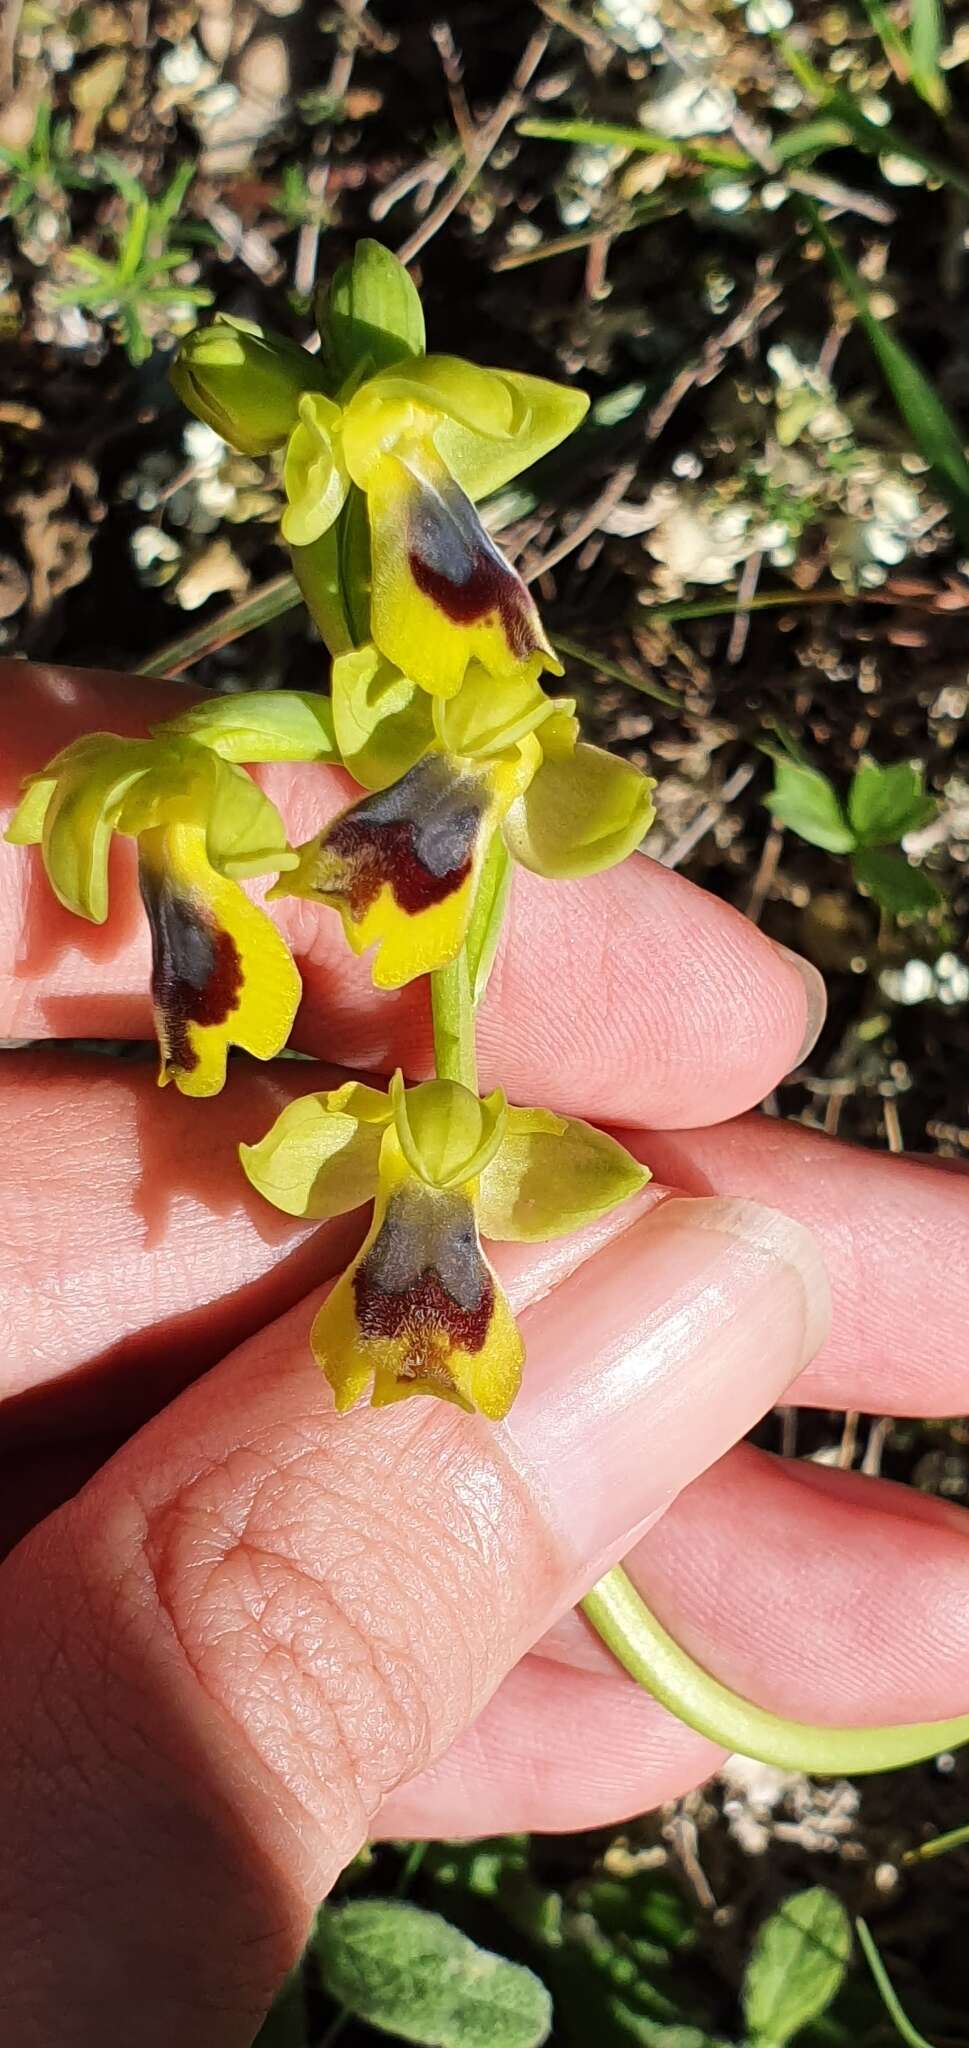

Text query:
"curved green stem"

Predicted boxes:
[[583, 1566, 969, 1775], [429, 941, 969, 1780]]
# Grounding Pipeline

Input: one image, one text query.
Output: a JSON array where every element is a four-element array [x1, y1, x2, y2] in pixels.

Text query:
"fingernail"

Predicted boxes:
[[773, 942, 827, 1068], [501, 1195, 830, 1585]]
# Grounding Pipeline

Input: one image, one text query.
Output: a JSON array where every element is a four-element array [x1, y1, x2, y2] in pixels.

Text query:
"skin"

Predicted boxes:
[[1, 660, 968, 2046]]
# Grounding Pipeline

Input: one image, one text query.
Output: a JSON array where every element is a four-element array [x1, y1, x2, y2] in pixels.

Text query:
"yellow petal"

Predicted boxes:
[[353, 357, 589, 500], [331, 644, 434, 791], [311, 1130, 524, 1418], [433, 665, 574, 760], [138, 820, 301, 1097], [363, 437, 560, 698], [281, 392, 349, 547]]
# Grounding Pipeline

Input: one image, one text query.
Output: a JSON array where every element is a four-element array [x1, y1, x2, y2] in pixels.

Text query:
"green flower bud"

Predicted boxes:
[[170, 315, 330, 457]]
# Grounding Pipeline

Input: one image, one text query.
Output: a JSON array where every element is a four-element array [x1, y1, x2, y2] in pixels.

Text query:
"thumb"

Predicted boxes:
[[0, 1192, 827, 2047]]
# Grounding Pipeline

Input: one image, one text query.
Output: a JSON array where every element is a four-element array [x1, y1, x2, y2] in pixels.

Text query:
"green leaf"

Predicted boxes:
[[319, 237, 426, 383], [315, 1900, 553, 2048], [851, 846, 944, 916], [847, 757, 937, 846], [764, 759, 855, 853], [743, 1888, 852, 2047], [807, 208, 969, 544], [517, 116, 752, 172]]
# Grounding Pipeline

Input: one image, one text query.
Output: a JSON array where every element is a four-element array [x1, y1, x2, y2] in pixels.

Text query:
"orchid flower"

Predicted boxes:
[[272, 657, 656, 988], [241, 1072, 649, 1417], [4, 701, 334, 1096]]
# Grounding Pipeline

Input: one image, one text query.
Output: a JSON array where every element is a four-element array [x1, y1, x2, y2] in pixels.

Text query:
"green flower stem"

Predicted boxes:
[[428, 926, 969, 1781], [429, 949, 478, 1093], [582, 1566, 969, 1774]]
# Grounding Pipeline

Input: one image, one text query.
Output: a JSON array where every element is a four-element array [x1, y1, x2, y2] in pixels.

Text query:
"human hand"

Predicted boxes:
[[2, 660, 967, 2048]]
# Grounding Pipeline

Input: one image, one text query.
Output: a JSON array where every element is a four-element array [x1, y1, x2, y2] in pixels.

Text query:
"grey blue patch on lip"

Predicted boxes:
[[353, 1182, 494, 1360], [350, 756, 483, 878], [405, 461, 482, 588], [364, 1183, 485, 1308], [400, 451, 540, 658], [321, 755, 487, 919]]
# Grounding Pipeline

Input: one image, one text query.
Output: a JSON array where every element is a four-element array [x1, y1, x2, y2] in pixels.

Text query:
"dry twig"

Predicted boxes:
[[396, 27, 551, 266]]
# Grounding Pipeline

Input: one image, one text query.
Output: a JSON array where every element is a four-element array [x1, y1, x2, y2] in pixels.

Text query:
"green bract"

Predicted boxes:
[[318, 236, 426, 381]]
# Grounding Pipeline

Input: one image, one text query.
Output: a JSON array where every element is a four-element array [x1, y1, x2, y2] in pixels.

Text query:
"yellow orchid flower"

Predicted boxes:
[[241, 1072, 649, 1417], [171, 242, 589, 699], [280, 358, 585, 697], [273, 660, 656, 989], [6, 729, 302, 1097]]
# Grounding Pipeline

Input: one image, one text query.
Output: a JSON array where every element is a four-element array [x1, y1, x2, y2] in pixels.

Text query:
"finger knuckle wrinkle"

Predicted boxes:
[[139, 1443, 472, 1838]]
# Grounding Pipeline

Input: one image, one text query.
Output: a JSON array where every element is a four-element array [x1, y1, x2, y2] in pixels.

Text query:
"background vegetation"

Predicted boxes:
[[2, 0, 968, 2041]]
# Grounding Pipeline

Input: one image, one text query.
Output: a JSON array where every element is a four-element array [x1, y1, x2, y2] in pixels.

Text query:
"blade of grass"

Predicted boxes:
[[517, 114, 752, 171], [855, 1920, 937, 2048], [858, 0, 917, 79], [553, 633, 683, 707], [805, 200, 969, 545], [774, 33, 964, 193], [643, 586, 851, 623], [910, 0, 949, 111], [136, 572, 302, 677], [903, 1820, 969, 1863]]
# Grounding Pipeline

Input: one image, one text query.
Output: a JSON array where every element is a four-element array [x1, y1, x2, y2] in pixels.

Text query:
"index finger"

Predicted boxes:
[[0, 660, 822, 1127]]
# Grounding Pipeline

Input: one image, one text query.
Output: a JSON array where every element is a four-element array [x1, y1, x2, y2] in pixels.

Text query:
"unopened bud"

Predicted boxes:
[[170, 315, 329, 456]]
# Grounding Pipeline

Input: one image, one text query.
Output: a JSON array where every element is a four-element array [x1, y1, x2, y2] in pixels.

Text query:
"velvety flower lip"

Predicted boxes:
[[320, 756, 484, 915], [352, 1180, 495, 1392], [312, 1128, 526, 1418], [404, 452, 546, 656], [137, 820, 302, 1096], [138, 853, 244, 1081], [275, 742, 538, 990], [364, 440, 558, 697]]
